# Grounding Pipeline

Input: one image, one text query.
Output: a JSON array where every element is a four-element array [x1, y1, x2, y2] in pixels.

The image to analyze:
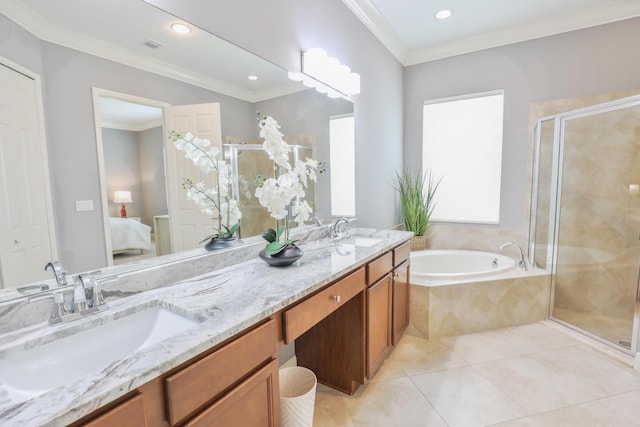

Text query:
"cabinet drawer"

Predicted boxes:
[[164, 320, 277, 425], [367, 251, 393, 285], [84, 394, 147, 427], [393, 241, 410, 266], [284, 268, 365, 343]]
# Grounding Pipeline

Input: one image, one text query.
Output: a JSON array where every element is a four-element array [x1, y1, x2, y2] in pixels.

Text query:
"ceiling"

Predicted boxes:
[[343, 0, 640, 65], [3, 0, 640, 89]]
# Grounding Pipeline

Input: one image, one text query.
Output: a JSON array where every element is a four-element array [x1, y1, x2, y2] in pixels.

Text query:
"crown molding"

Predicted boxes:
[[341, 0, 408, 64], [343, 0, 640, 67], [406, 0, 640, 65], [0, 1, 295, 103]]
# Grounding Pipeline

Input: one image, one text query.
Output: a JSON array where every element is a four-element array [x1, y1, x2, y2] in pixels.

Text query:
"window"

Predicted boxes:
[[422, 90, 504, 224], [329, 114, 355, 217]]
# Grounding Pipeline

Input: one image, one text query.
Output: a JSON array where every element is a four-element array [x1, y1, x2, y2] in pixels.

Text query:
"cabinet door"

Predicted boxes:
[[392, 261, 410, 345], [83, 394, 147, 427], [184, 359, 280, 427], [367, 274, 392, 378]]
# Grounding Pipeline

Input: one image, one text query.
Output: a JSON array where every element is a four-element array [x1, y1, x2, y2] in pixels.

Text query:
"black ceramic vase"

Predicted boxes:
[[258, 245, 303, 267], [204, 237, 236, 251]]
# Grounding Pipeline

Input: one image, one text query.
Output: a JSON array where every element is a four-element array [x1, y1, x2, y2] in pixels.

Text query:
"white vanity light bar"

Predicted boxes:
[[294, 48, 360, 98], [288, 71, 344, 99]]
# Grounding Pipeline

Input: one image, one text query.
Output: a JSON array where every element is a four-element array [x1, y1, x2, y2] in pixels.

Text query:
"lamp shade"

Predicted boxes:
[[114, 190, 132, 203]]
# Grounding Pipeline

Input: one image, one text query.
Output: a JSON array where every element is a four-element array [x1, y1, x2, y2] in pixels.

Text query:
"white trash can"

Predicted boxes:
[[279, 366, 317, 427]]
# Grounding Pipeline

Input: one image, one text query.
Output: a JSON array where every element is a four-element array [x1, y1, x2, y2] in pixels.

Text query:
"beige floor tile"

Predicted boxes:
[[596, 389, 640, 424], [489, 417, 542, 427], [440, 328, 532, 364], [475, 343, 640, 414], [474, 346, 600, 413], [388, 334, 468, 376], [368, 357, 408, 383], [313, 386, 355, 427], [342, 377, 447, 427], [525, 401, 637, 427], [534, 345, 640, 397], [411, 366, 527, 427]]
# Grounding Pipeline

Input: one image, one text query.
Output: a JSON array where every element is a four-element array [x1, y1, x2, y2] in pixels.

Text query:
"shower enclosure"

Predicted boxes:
[[225, 144, 316, 238], [529, 94, 640, 356]]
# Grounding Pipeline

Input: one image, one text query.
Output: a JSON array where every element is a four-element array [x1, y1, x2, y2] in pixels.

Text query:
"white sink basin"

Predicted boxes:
[[338, 236, 382, 247], [0, 305, 200, 402]]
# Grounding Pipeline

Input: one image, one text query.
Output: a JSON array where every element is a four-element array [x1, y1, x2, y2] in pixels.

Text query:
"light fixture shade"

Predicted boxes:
[[299, 48, 361, 98], [114, 190, 132, 203]]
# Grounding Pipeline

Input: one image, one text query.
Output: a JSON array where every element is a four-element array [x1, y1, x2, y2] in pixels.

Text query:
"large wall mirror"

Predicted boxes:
[[0, 0, 353, 301]]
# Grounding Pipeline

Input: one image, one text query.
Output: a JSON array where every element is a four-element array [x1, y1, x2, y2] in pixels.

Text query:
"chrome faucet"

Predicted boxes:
[[47, 274, 108, 325], [45, 261, 68, 287], [499, 242, 528, 271], [332, 218, 349, 238], [312, 216, 323, 226]]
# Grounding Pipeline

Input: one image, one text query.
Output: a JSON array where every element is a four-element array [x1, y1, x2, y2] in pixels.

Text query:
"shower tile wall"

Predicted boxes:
[[530, 90, 640, 347]]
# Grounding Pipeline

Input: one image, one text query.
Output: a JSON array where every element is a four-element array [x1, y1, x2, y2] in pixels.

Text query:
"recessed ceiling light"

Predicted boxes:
[[247, 75, 258, 81], [171, 23, 192, 34], [435, 9, 453, 20]]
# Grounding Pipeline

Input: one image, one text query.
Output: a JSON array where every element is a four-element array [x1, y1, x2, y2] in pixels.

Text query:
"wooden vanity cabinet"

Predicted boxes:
[[366, 273, 392, 378], [392, 241, 411, 345], [365, 252, 394, 378], [73, 320, 279, 427], [82, 394, 148, 427], [295, 268, 367, 395]]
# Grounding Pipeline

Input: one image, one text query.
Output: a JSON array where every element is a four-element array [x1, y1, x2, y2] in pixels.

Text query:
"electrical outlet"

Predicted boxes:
[[76, 200, 94, 211]]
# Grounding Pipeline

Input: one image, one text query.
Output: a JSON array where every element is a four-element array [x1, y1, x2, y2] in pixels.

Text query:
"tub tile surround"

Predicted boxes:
[[313, 322, 640, 427], [0, 226, 411, 426], [409, 269, 549, 339]]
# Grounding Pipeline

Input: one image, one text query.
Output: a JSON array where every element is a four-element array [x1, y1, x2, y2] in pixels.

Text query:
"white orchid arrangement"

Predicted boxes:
[[169, 131, 241, 242], [255, 114, 320, 255]]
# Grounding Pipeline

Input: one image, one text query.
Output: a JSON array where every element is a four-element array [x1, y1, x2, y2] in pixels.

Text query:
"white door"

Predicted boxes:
[[164, 103, 222, 252], [0, 63, 57, 287]]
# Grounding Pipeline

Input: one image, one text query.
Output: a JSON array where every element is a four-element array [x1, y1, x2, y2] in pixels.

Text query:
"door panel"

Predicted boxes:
[[164, 103, 222, 252], [0, 64, 55, 287]]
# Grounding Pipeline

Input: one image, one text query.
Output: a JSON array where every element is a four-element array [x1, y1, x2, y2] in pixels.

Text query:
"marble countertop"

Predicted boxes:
[[0, 228, 412, 426]]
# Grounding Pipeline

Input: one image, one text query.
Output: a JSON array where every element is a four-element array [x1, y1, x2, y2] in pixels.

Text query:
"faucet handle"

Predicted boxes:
[[49, 291, 70, 324], [72, 276, 88, 313], [87, 278, 106, 308]]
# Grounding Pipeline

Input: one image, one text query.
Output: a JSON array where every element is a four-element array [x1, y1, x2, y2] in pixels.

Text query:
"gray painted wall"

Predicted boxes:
[[404, 17, 640, 230], [102, 128, 143, 219], [139, 127, 168, 228], [102, 127, 168, 228], [145, 0, 405, 230]]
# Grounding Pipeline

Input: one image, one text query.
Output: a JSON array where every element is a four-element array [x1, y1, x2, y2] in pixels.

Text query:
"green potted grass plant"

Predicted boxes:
[[395, 169, 441, 251]]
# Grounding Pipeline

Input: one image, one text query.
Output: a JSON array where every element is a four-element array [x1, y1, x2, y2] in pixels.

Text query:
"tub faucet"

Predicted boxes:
[[45, 261, 68, 287], [499, 242, 528, 271]]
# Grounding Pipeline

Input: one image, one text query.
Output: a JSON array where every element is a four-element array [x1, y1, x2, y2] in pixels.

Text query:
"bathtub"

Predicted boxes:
[[410, 249, 515, 282], [408, 249, 549, 338]]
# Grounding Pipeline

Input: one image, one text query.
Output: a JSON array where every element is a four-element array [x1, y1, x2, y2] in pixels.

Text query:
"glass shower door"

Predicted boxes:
[[551, 102, 640, 351]]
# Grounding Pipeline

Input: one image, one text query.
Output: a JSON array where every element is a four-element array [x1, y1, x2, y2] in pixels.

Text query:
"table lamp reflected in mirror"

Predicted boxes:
[[114, 190, 132, 218]]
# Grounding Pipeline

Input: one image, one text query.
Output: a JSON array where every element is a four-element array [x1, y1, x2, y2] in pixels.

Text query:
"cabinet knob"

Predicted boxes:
[[331, 295, 341, 303]]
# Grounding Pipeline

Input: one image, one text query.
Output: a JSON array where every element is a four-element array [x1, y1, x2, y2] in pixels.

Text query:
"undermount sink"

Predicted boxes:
[[0, 305, 200, 402], [338, 236, 382, 247]]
